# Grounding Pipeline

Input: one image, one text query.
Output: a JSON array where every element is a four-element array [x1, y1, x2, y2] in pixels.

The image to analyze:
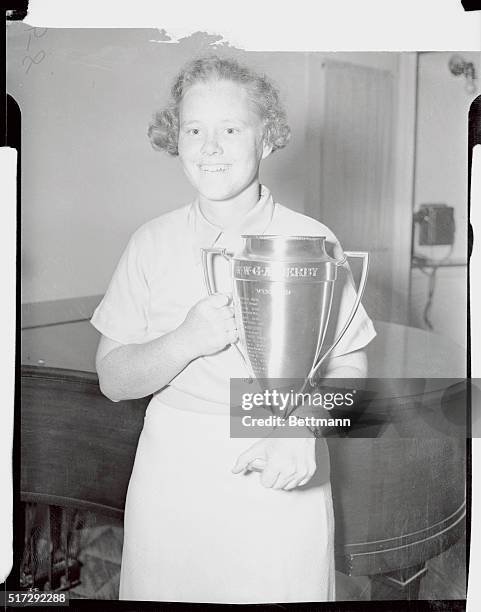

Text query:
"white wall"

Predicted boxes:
[[414, 51, 478, 263], [410, 51, 479, 347], [410, 267, 467, 349]]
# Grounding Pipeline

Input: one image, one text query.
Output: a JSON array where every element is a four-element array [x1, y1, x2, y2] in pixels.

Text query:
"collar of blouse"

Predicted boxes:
[[188, 184, 276, 266]]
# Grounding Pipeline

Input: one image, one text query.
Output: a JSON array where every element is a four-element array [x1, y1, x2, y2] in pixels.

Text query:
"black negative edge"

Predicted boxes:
[[461, 0, 481, 11]]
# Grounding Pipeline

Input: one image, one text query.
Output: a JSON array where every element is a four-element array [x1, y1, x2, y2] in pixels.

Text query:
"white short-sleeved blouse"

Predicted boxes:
[[91, 185, 376, 407]]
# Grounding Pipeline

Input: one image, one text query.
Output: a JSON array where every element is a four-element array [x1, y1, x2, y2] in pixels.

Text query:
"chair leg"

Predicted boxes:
[[21, 503, 83, 591], [59, 507, 81, 590], [20, 502, 38, 588], [45, 505, 59, 590]]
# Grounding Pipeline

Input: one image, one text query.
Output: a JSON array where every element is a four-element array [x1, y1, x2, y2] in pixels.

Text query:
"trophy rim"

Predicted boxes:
[[240, 234, 327, 240]]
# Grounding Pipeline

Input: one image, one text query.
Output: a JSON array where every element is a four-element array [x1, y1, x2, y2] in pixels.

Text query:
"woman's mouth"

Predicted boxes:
[[199, 164, 231, 173]]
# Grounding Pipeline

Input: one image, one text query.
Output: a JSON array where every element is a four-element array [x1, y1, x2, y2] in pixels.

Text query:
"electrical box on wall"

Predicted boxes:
[[414, 204, 455, 246]]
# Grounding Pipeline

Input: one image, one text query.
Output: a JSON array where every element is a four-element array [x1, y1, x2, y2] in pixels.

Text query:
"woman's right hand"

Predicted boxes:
[[181, 294, 238, 358]]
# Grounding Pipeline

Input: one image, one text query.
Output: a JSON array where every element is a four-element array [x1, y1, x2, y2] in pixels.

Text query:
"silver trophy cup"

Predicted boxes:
[[201, 235, 369, 388]]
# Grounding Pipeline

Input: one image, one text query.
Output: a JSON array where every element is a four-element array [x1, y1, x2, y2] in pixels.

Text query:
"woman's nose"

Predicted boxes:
[[201, 133, 223, 156]]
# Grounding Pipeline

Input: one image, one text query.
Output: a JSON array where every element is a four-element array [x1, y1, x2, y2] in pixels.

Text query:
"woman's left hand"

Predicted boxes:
[[231, 432, 316, 490]]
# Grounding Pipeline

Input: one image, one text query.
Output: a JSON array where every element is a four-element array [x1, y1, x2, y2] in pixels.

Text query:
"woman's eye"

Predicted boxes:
[[187, 128, 201, 136], [225, 127, 239, 135]]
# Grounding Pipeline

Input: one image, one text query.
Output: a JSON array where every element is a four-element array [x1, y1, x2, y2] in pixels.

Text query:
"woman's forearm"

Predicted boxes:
[[97, 293, 238, 402], [97, 325, 196, 402]]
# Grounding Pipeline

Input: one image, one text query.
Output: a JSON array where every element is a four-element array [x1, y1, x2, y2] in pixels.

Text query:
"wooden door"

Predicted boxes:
[[312, 58, 415, 324]]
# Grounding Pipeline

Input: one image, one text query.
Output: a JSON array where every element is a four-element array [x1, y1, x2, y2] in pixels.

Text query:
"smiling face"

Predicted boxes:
[[177, 80, 272, 207]]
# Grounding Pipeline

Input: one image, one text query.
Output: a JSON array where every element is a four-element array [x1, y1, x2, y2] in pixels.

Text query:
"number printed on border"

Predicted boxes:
[[0, 591, 69, 606]]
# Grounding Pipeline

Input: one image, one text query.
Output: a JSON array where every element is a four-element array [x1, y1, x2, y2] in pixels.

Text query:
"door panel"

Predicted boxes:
[[318, 59, 410, 323]]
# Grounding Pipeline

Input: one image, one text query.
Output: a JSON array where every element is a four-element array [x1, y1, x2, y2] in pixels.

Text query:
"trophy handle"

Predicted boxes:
[[200, 247, 231, 295], [308, 251, 369, 385], [200, 247, 254, 381]]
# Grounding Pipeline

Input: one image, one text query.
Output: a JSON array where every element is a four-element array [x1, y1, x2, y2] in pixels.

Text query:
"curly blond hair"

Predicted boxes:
[[148, 55, 291, 156]]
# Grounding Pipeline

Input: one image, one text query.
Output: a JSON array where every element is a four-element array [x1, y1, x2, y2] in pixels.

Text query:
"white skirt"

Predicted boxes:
[[119, 397, 336, 604]]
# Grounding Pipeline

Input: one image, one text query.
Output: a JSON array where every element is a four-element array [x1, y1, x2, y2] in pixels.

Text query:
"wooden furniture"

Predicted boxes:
[[331, 321, 467, 598], [328, 433, 466, 599], [20, 320, 467, 599], [20, 367, 148, 590]]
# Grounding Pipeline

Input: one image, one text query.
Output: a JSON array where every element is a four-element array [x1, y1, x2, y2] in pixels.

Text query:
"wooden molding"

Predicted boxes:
[[21, 295, 103, 330]]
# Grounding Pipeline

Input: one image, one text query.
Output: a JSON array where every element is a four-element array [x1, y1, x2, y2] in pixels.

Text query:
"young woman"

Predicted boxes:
[[91, 55, 376, 604]]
